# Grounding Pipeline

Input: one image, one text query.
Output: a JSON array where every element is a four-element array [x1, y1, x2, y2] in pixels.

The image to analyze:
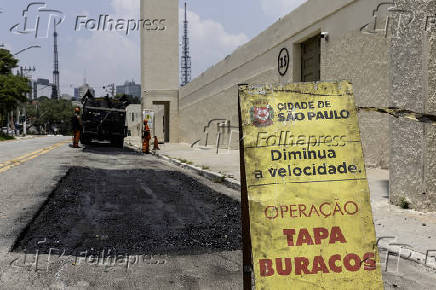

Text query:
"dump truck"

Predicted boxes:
[[80, 90, 129, 147]]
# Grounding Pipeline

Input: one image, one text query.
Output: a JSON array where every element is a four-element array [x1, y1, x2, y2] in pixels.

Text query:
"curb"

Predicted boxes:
[[153, 153, 241, 191], [137, 146, 436, 272], [123, 142, 142, 153]]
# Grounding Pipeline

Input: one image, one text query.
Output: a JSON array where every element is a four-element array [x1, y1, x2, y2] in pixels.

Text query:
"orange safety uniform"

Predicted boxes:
[[72, 107, 82, 148], [142, 120, 151, 154], [73, 130, 81, 148]]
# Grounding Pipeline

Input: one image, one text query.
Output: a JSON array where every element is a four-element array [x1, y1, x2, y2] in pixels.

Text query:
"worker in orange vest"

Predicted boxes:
[[71, 107, 82, 148], [142, 119, 151, 154]]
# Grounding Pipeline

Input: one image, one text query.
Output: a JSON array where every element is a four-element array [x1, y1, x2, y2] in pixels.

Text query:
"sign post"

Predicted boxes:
[[239, 94, 253, 290], [238, 81, 383, 289]]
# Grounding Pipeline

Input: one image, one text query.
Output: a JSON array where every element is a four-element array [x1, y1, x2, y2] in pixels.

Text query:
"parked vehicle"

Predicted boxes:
[[80, 91, 129, 147], [1, 127, 15, 135]]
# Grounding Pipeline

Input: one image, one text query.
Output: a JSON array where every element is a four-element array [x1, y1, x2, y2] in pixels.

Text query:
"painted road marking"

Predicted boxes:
[[0, 141, 68, 174]]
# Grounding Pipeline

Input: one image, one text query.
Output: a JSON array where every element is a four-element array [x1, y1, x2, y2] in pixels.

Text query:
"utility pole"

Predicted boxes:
[[18, 66, 35, 136], [19, 66, 36, 77], [23, 105, 27, 136]]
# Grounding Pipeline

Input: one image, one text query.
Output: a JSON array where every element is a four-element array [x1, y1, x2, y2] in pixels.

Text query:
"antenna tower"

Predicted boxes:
[[53, 22, 60, 99], [181, 2, 191, 86]]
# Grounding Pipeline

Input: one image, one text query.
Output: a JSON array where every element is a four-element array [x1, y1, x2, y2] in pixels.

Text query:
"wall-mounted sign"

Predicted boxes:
[[278, 48, 289, 76]]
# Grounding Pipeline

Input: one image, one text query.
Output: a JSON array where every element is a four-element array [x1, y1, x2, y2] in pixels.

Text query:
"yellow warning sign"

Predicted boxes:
[[238, 81, 383, 289]]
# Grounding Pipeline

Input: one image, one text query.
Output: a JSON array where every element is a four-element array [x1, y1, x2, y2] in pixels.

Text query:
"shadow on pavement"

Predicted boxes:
[[82, 142, 140, 156], [12, 166, 241, 257]]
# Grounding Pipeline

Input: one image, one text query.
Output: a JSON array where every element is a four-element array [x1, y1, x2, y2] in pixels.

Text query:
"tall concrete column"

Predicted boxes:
[[140, 0, 180, 143], [390, 0, 436, 211]]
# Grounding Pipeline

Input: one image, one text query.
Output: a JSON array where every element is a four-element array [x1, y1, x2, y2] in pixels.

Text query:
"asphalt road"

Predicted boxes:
[[0, 136, 435, 289], [0, 136, 73, 253]]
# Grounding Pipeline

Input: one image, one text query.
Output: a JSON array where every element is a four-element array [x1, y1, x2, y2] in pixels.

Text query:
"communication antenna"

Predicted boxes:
[[53, 22, 60, 99], [181, 2, 191, 86]]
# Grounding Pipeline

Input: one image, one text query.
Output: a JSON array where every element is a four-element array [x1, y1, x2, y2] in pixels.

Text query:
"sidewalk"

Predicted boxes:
[[157, 143, 240, 180], [155, 143, 436, 268], [0, 135, 40, 143]]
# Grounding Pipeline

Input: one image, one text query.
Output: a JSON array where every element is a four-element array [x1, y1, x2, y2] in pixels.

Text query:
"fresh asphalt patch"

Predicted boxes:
[[12, 166, 242, 257]]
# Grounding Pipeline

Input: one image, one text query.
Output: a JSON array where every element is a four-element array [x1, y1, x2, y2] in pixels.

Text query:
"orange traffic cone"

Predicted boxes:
[[153, 136, 160, 150]]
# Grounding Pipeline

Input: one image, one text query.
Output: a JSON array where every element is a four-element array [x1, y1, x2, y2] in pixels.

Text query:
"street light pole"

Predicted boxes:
[[23, 105, 27, 136]]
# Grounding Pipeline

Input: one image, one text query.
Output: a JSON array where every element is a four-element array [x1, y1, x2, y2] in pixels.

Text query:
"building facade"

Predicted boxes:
[[141, 0, 179, 143], [74, 88, 80, 101], [116, 81, 141, 97], [76, 83, 96, 99], [141, 0, 436, 211], [31, 78, 54, 100], [126, 104, 142, 137]]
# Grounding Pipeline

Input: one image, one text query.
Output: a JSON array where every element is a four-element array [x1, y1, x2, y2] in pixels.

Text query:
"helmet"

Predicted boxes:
[[74, 107, 80, 113]]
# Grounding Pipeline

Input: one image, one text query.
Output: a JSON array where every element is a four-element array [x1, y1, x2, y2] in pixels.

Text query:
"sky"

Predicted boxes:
[[0, 0, 307, 96]]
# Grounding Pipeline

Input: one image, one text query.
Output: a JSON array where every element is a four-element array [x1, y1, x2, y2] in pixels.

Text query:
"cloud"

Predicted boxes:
[[259, 0, 307, 19], [183, 9, 249, 78], [65, 2, 248, 93], [62, 0, 140, 95], [64, 30, 139, 95], [111, 0, 140, 18]]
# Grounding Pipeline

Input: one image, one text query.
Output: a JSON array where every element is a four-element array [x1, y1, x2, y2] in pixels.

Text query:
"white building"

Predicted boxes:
[[76, 83, 96, 99], [31, 78, 54, 100], [116, 81, 141, 97], [126, 104, 142, 137]]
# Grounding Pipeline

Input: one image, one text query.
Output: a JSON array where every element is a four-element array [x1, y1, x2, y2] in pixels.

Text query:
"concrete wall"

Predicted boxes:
[[126, 104, 142, 137], [140, 0, 179, 91], [144, 90, 179, 142], [139, 0, 436, 210], [140, 0, 179, 142], [178, 0, 391, 168], [389, 0, 436, 211]]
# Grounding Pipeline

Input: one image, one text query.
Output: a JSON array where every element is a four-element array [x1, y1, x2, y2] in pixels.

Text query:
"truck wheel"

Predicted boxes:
[[81, 134, 91, 145], [111, 137, 124, 148]]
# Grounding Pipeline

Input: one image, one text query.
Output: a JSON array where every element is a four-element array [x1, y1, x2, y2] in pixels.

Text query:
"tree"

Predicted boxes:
[[0, 49, 18, 74], [0, 49, 31, 129], [115, 94, 140, 105], [0, 74, 29, 114], [26, 98, 73, 135]]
